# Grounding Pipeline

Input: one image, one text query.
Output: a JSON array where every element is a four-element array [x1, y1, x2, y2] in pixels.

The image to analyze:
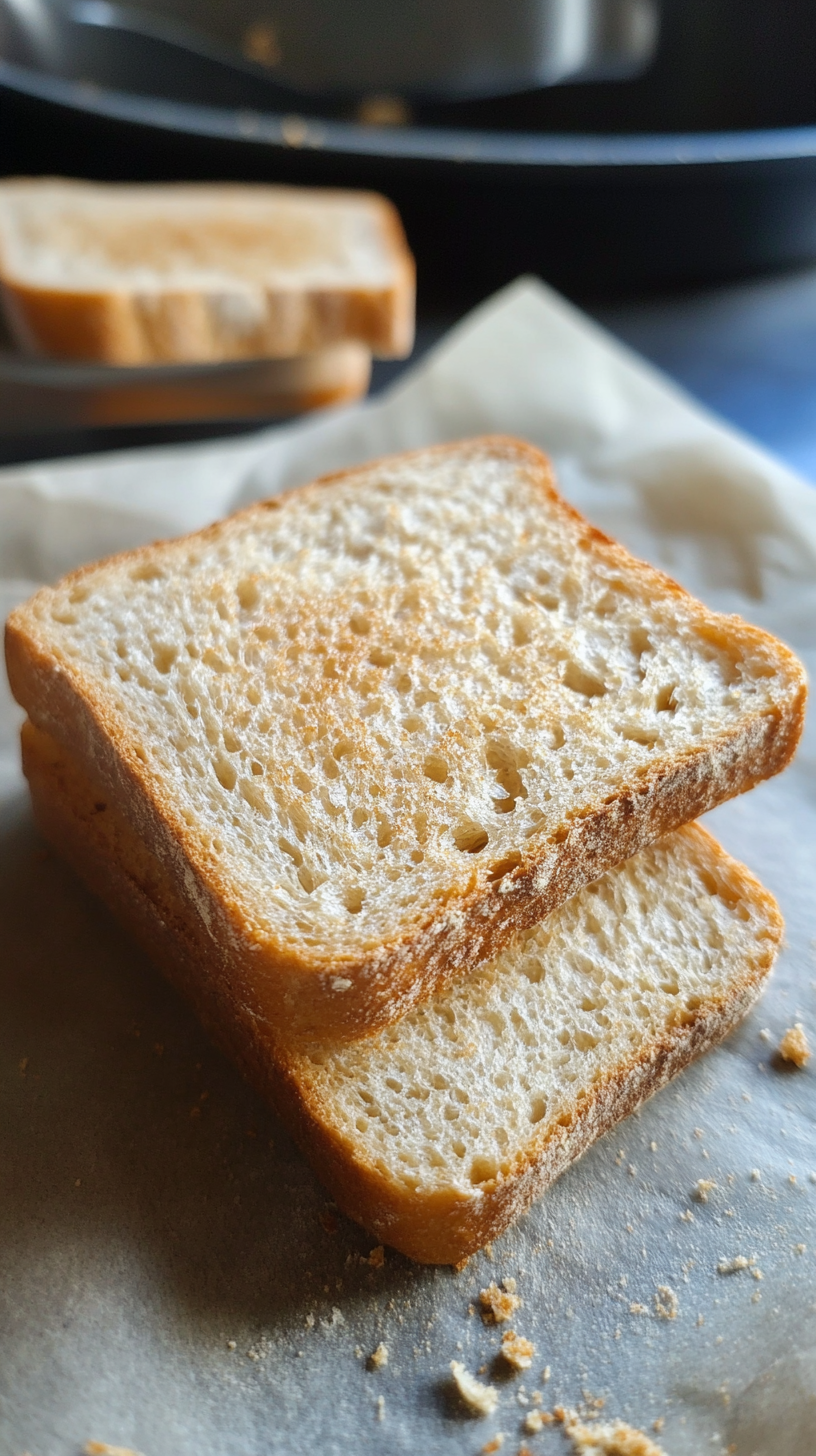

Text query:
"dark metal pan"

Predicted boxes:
[[0, 0, 815, 300]]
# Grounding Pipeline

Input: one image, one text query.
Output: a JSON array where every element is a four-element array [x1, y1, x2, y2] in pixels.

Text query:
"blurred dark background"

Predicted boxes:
[[1, 0, 816, 472]]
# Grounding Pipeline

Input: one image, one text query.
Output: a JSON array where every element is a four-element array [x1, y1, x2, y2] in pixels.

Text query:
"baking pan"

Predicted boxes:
[[1, 0, 816, 298]]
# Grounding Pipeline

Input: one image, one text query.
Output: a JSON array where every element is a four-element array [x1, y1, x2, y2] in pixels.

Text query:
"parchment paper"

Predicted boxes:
[[2, 279, 815, 1456]]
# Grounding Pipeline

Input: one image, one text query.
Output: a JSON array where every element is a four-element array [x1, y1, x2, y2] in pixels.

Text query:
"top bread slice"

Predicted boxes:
[[4, 437, 806, 1039], [0, 178, 414, 365]]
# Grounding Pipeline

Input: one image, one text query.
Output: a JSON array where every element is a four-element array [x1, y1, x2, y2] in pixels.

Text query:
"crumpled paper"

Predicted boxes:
[[1, 278, 814, 1456]]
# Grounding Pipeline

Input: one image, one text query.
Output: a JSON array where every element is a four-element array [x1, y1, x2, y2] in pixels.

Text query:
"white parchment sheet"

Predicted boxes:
[[1, 279, 814, 1456]]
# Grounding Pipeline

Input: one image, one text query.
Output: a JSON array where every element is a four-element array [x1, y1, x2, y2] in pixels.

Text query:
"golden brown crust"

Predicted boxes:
[[5, 437, 806, 1041], [23, 722, 782, 1265], [0, 181, 415, 363]]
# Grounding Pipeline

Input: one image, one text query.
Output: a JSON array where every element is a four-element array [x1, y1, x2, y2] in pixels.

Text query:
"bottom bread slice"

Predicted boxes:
[[22, 721, 783, 1264]]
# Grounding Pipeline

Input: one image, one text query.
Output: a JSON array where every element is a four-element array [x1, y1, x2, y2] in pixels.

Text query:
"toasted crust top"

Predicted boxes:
[[5, 437, 806, 1037]]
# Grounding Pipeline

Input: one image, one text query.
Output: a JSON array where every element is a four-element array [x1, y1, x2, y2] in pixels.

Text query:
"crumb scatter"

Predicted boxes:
[[500, 1331, 535, 1371], [450, 1360, 500, 1416], [778, 1024, 810, 1067], [480, 1280, 522, 1324]]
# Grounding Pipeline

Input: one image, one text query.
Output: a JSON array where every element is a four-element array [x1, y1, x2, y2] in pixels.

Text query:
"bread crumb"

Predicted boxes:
[[368, 1245, 385, 1268], [85, 1446, 144, 1456], [376, 1395, 385, 1422], [454, 1256, 470, 1273], [778, 1025, 810, 1066], [226, 1339, 236, 1350], [652, 1419, 664, 1433], [795, 1243, 807, 1255], [524, 1410, 553, 1433], [541, 1365, 551, 1383], [480, 1281, 522, 1324], [629, 1303, 649, 1316], [500, 1331, 535, 1371], [368, 1342, 388, 1370], [19, 1057, 28, 1075], [654, 1286, 678, 1320], [563, 1413, 667, 1455], [751, 1168, 761, 1181], [679, 1210, 694, 1223], [482, 1436, 505, 1453], [717, 1256, 751, 1274], [692, 1179, 717, 1203], [450, 1360, 499, 1416]]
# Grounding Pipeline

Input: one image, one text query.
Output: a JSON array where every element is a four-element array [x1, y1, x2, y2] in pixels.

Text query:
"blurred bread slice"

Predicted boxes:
[[0, 178, 414, 365], [22, 719, 783, 1265], [82, 343, 372, 424]]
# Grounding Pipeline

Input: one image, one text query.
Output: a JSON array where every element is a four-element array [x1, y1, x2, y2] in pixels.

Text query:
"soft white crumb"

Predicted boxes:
[[500, 1331, 535, 1371], [692, 1179, 717, 1203], [450, 1360, 499, 1416], [654, 1286, 678, 1320], [717, 1256, 751, 1274], [479, 1281, 521, 1324]]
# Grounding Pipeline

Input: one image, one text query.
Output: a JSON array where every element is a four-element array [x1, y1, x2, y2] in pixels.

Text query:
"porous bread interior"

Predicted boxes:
[[0, 181, 401, 290], [299, 826, 780, 1196], [20, 441, 796, 968]]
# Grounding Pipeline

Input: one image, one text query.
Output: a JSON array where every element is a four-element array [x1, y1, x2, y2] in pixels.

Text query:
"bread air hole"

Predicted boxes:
[[236, 576, 260, 611], [655, 683, 678, 712], [488, 851, 522, 883], [344, 885, 365, 914], [297, 864, 323, 894], [130, 562, 165, 583], [616, 723, 659, 747], [423, 753, 448, 784], [563, 660, 607, 698], [486, 736, 529, 814], [453, 821, 489, 854], [213, 757, 237, 792], [469, 1154, 498, 1186]]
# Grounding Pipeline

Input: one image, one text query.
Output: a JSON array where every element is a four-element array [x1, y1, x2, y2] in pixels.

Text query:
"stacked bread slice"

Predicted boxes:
[[0, 178, 415, 412], [5, 437, 805, 1262]]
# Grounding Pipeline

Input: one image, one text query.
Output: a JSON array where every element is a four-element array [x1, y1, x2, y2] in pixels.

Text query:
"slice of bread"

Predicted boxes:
[[82, 343, 373, 426], [23, 720, 783, 1265], [0, 178, 414, 365], [5, 438, 805, 1039]]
